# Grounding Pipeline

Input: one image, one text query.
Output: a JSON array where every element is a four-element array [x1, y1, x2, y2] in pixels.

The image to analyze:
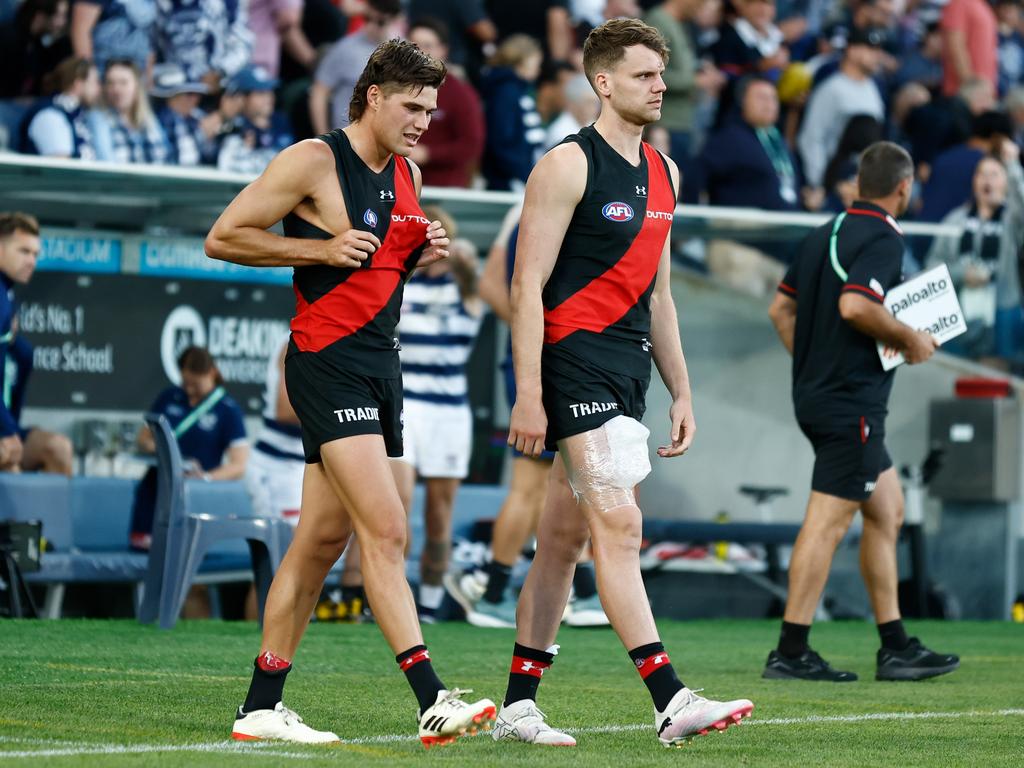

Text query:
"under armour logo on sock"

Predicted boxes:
[[635, 652, 671, 679], [399, 648, 431, 670], [511, 655, 550, 678]]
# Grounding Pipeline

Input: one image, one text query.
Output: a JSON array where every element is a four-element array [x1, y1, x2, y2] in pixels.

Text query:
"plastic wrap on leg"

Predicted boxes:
[[560, 416, 651, 509]]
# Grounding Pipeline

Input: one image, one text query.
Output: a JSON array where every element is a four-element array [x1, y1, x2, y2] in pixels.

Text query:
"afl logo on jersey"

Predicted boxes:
[[363, 209, 378, 228], [602, 202, 634, 222]]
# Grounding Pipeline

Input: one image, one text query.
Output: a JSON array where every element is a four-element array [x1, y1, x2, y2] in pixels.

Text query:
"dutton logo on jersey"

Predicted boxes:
[[602, 202, 634, 222], [363, 209, 378, 228]]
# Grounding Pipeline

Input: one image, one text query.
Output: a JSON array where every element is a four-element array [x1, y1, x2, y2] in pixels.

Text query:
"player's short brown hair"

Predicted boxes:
[[0, 212, 40, 240], [349, 39, 447, 124], [857, 141, 914, 199], [583, 18, 669, 88]]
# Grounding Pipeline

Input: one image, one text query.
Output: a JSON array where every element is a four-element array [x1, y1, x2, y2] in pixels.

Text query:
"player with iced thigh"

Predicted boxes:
[[498, 18, 753, 749], [206, 40, 494, 747], [765, 141, 959, 682]]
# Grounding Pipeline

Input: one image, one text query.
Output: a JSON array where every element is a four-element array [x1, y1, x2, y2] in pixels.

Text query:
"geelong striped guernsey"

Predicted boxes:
[[398, 271, 482, 406]]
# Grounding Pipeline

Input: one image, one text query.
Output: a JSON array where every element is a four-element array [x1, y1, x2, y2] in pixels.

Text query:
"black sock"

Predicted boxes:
[[242, 653, 291, 713], [629, 642, 684, 712], [777, 621, 811, 658], [483, 560, 513, 604], [503, 643, 553, 707], [572, 562, 597, 600], [877, 619, 910, 651], [397, 645, 446, 713]]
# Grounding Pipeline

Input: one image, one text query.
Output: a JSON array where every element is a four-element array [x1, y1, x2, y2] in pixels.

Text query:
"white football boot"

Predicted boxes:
[[655, 688, 753, 747], [492, 699, 576, 746], [232, 702, 341, 744], [418, 688, 497, 748], [443, 569, 487, 615]]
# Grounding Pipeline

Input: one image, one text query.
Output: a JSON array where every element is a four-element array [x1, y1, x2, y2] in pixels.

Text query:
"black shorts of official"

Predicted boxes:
[[799, 417, 893, 502], [541, 352, 649, 452], [285, 351, 403, 463]]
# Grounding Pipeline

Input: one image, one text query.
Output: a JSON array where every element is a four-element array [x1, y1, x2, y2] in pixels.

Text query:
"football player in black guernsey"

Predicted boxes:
[[497, 18, 753, 749], [765, 141, 959, 683], [206, 39, 496, 747]]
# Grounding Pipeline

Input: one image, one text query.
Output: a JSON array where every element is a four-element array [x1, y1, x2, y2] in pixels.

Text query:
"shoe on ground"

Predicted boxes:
[[418, 688, 497, 748], [443, 569, 487, 616], [876, 638, 960, 681], [655, 687, 753, 747], [762, 649, 858, 682], [492, 699, 576, 746], [232, 702, 340, 744], [467, 595, 517, 628], [563, 593, 610, 627]]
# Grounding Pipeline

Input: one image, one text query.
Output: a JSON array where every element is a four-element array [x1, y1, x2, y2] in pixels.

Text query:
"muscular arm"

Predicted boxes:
[[205, 140, 362, 268], [648, 158, 695, 456], [768, 292, 797, 355], [508, 145, 586, 455]]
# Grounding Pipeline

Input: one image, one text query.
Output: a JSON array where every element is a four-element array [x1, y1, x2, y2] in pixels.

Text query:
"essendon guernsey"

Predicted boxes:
[[285, 129, 428, 377], [542, 125, 675, 378]]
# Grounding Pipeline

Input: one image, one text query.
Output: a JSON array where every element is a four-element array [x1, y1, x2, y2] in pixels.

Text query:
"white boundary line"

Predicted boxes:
[[1, 709, 1022, 759]]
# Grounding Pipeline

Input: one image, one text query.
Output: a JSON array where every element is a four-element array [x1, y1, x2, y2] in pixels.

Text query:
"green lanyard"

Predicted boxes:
[[829, 212, 849, 282], [173, 386, 226, 438], [754, 127, 795, 185], [0, 331, 12, 345]]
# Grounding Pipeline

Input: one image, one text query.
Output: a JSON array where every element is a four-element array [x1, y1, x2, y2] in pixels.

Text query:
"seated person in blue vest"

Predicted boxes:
[[88, 58, 171, 165], [129, 346, 249, 551], [22, 57, 101, 159], [0, 212, 74, 476], [389, 206, 483, 623], [926, 141, 1024, 367], [696, 75, 802, 296], [152, 62, 221, 167], [216, 66, 294, 176]]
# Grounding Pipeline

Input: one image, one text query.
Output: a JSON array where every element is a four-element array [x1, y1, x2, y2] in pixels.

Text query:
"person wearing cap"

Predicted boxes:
[[797, 26, 885, 207], [217, 65, 293, 175], [153, 63, 219, 166]]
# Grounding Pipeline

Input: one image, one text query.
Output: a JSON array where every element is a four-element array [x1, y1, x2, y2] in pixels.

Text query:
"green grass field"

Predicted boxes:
[[1, 619, 1021, 766]]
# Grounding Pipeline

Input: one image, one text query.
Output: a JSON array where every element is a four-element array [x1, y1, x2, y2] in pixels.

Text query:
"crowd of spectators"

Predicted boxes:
[[1, 0, 1023, 363]]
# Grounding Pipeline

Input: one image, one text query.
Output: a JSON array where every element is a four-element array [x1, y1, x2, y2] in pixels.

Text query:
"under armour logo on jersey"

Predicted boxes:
[[641, 337, 652, 352], [380, 190, 394, 201], [635, 185, 647, 197]]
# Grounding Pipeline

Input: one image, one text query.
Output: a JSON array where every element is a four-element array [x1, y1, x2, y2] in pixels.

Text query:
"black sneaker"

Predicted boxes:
[[762, 649, 858, 681], [876, 637, 959, 681]]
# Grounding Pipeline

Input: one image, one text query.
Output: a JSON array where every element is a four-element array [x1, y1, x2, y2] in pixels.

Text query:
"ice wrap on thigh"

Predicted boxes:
[[559, 416, 652, 509]]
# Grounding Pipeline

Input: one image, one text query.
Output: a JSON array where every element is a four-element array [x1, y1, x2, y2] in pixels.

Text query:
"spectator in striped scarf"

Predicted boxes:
[[89, 57, 170, 164]]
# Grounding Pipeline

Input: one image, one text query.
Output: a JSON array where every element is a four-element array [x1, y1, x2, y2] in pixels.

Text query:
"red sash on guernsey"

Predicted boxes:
[[290, 158, 429, 353], [543, 141, 675, 345]]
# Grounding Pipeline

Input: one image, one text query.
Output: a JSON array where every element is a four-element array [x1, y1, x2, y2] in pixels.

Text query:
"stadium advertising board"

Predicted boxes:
[[17, 273, 293, 413]]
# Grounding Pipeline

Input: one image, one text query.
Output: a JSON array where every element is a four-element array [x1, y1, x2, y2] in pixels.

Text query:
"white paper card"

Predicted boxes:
[[875, 264, 967, 371]]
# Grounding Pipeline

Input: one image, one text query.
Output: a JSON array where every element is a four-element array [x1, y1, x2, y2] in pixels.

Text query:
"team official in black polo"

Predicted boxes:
[[764, 142, 960, 683]]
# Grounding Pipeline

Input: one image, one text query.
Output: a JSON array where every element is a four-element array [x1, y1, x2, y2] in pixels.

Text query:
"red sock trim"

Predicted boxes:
[[398, 648, 431, 671], [634, 652, 671, 679], [510, 655, 551, 679], [257, 650, 291, 672]]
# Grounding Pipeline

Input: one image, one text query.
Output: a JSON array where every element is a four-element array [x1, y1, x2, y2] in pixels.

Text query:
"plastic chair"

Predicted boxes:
[[138, 414, 286, 629]]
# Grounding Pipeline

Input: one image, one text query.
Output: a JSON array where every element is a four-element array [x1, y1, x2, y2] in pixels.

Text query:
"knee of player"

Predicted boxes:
[[588, 503, 643, 548], [363, 522, 408, 558]]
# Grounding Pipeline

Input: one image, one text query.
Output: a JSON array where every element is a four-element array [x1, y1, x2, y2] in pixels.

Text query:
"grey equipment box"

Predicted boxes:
[[928, 398, 1020, 502]]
